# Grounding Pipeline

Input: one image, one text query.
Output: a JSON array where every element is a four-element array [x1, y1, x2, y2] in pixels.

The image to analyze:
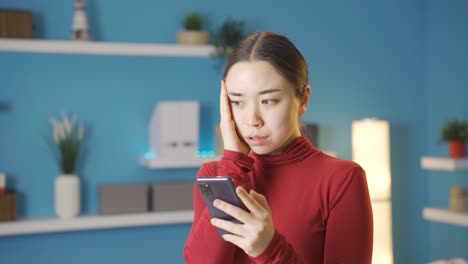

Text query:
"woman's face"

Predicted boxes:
[[225, 60, 308, 155]]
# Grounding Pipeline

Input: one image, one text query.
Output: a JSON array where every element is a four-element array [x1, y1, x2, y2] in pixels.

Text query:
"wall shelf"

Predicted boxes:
[[141, 156, 221, 169], [420, 156, 468, 171], [423, 207, 468, 227], [0, 210, 194, 237], [0, 38, 215, 57]]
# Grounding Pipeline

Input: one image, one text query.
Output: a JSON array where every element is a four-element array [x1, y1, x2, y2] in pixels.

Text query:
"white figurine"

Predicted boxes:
[[72, 0, 90, 40]]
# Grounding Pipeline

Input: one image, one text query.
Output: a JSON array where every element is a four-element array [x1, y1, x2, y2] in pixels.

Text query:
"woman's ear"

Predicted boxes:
[[299, 85, 311, 116]]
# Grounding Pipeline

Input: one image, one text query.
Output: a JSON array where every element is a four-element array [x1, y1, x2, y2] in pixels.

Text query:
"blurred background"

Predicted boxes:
[[0, 0, 467, 263]]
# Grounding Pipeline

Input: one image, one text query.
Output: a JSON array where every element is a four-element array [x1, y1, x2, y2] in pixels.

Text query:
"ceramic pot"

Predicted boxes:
[[55, 174, 80, 219], [448, 141, 465, 158], [176, 30, 210, 45]]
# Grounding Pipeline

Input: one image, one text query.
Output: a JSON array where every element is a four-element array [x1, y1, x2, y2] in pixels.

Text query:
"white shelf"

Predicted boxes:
[[0, 210, 193, 237], [141, 156, 221, 169], [423, 207, 468, 227], [428, 258, 468, 264], [0, 38, 215, 57], [421, 157, 468, 171]]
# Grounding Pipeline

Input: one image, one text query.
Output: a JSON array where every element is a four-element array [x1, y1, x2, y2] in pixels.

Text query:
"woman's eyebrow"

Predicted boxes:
[[228, 89, 281, 97], [228, 92, 243, 97], [258, 89, 281, 95]]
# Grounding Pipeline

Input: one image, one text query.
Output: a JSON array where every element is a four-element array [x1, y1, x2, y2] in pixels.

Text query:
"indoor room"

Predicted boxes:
[[0, 0, 467, 263]]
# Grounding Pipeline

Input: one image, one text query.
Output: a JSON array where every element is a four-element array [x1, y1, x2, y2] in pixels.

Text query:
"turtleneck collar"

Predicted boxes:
[[249, 135, 318, 168]]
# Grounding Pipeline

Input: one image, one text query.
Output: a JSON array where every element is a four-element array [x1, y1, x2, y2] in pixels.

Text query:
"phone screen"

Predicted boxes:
[[195, 177, 245, 236]]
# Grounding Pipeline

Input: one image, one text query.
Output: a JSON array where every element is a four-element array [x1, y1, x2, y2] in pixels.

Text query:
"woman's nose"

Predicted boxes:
[[247, 107, 263, 128]]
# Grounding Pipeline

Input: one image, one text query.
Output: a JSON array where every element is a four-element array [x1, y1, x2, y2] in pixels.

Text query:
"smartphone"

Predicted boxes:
[[195, 177, 246, 236]]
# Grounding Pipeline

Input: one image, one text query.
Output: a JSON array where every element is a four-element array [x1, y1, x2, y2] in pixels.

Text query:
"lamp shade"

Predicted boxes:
[[352, 118, 391, 200], [352, 118, 393, 264]]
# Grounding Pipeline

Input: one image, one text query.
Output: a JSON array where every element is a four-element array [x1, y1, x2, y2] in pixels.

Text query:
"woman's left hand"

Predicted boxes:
[[210, 186, 275, 258]]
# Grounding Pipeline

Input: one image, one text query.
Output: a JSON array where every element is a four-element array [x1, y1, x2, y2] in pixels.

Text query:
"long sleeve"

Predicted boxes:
[[323, 165, 374, 264], [218, 150, 256, 190], [183, 150, 255, 264], [250, 230, 305, 264]]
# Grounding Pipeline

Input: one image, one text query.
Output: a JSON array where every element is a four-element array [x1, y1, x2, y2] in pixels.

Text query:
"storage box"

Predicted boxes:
[[152, 182, 193, 212], [0, 10, 33, 38], [98, 184, 149, 215], [0, 191, 17, 221]]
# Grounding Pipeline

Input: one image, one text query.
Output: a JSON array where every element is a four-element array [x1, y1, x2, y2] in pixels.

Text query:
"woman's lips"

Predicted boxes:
[[245, 136, 268, 146]]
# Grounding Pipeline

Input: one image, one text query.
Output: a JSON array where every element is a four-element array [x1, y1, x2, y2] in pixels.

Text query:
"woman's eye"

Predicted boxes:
[[231, 101, 242, 106], [261, 99, 277, 105]]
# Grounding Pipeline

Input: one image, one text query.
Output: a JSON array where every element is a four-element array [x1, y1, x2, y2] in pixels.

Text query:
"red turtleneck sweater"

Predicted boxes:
[[184, 136, 373, 263]]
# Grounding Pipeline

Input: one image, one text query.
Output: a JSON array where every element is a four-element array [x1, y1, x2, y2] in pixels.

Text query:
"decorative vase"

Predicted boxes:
[[448, 141, 465, 158], [176, 30, 210, 45], [55, 174, 80, 219]]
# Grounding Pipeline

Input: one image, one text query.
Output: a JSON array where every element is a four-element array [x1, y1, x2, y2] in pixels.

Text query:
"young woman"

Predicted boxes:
[[184, 32, 373, 263]]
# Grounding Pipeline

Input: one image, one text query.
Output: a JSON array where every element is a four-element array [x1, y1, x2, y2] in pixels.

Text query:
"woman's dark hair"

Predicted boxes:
[[223, 32, 309, 99]]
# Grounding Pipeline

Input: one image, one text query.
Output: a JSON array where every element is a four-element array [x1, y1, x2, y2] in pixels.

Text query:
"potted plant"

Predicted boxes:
[[49, 110, 86, 218], [177, 12, 210, 45], [441, 119, 468, 158], [212, 17, 246, 59]]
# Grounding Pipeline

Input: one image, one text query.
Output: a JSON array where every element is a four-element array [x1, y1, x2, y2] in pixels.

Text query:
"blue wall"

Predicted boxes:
[[0, 0, 447, 263], [426, 0, 468, 261]]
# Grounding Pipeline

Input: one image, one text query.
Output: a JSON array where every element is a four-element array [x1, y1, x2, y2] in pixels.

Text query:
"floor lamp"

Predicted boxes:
[[352, 118, 393, 264]]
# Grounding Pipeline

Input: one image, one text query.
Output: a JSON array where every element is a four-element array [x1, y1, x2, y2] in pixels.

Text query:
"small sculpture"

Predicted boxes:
[[71, 0, 90, 40]]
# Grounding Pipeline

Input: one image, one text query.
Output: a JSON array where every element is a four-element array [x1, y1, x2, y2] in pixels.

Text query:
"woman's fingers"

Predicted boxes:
[[219, 81, 234, 142], [220, 80, 231, 122], [212, 188, 276, 258], [236, 187, 269, 220], [213, 198, 251, 224], [221, 233, 244, 245], [210, 218, 248, 237], [219, 80, 250, 155], [221, 234, 252, 255], [250, 189, 272, 214]]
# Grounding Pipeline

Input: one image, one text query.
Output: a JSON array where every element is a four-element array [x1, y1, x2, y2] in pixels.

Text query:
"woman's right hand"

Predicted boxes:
[[220, 80, 250, 155]]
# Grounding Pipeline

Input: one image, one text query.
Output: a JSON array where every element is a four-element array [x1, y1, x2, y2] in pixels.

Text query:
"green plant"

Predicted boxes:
[[183, 12, 203, 31], [49, 111, 86, 174], [441, 119, 468, 141], [212, 18, 246, 59]]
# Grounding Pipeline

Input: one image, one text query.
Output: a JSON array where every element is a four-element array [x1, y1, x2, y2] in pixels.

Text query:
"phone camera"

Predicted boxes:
[[200, 183, 213, 195]]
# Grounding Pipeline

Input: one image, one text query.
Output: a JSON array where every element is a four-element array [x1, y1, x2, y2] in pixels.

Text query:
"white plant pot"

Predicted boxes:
[[55, 174, 80, 219], [176, 30, 210, 45]]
